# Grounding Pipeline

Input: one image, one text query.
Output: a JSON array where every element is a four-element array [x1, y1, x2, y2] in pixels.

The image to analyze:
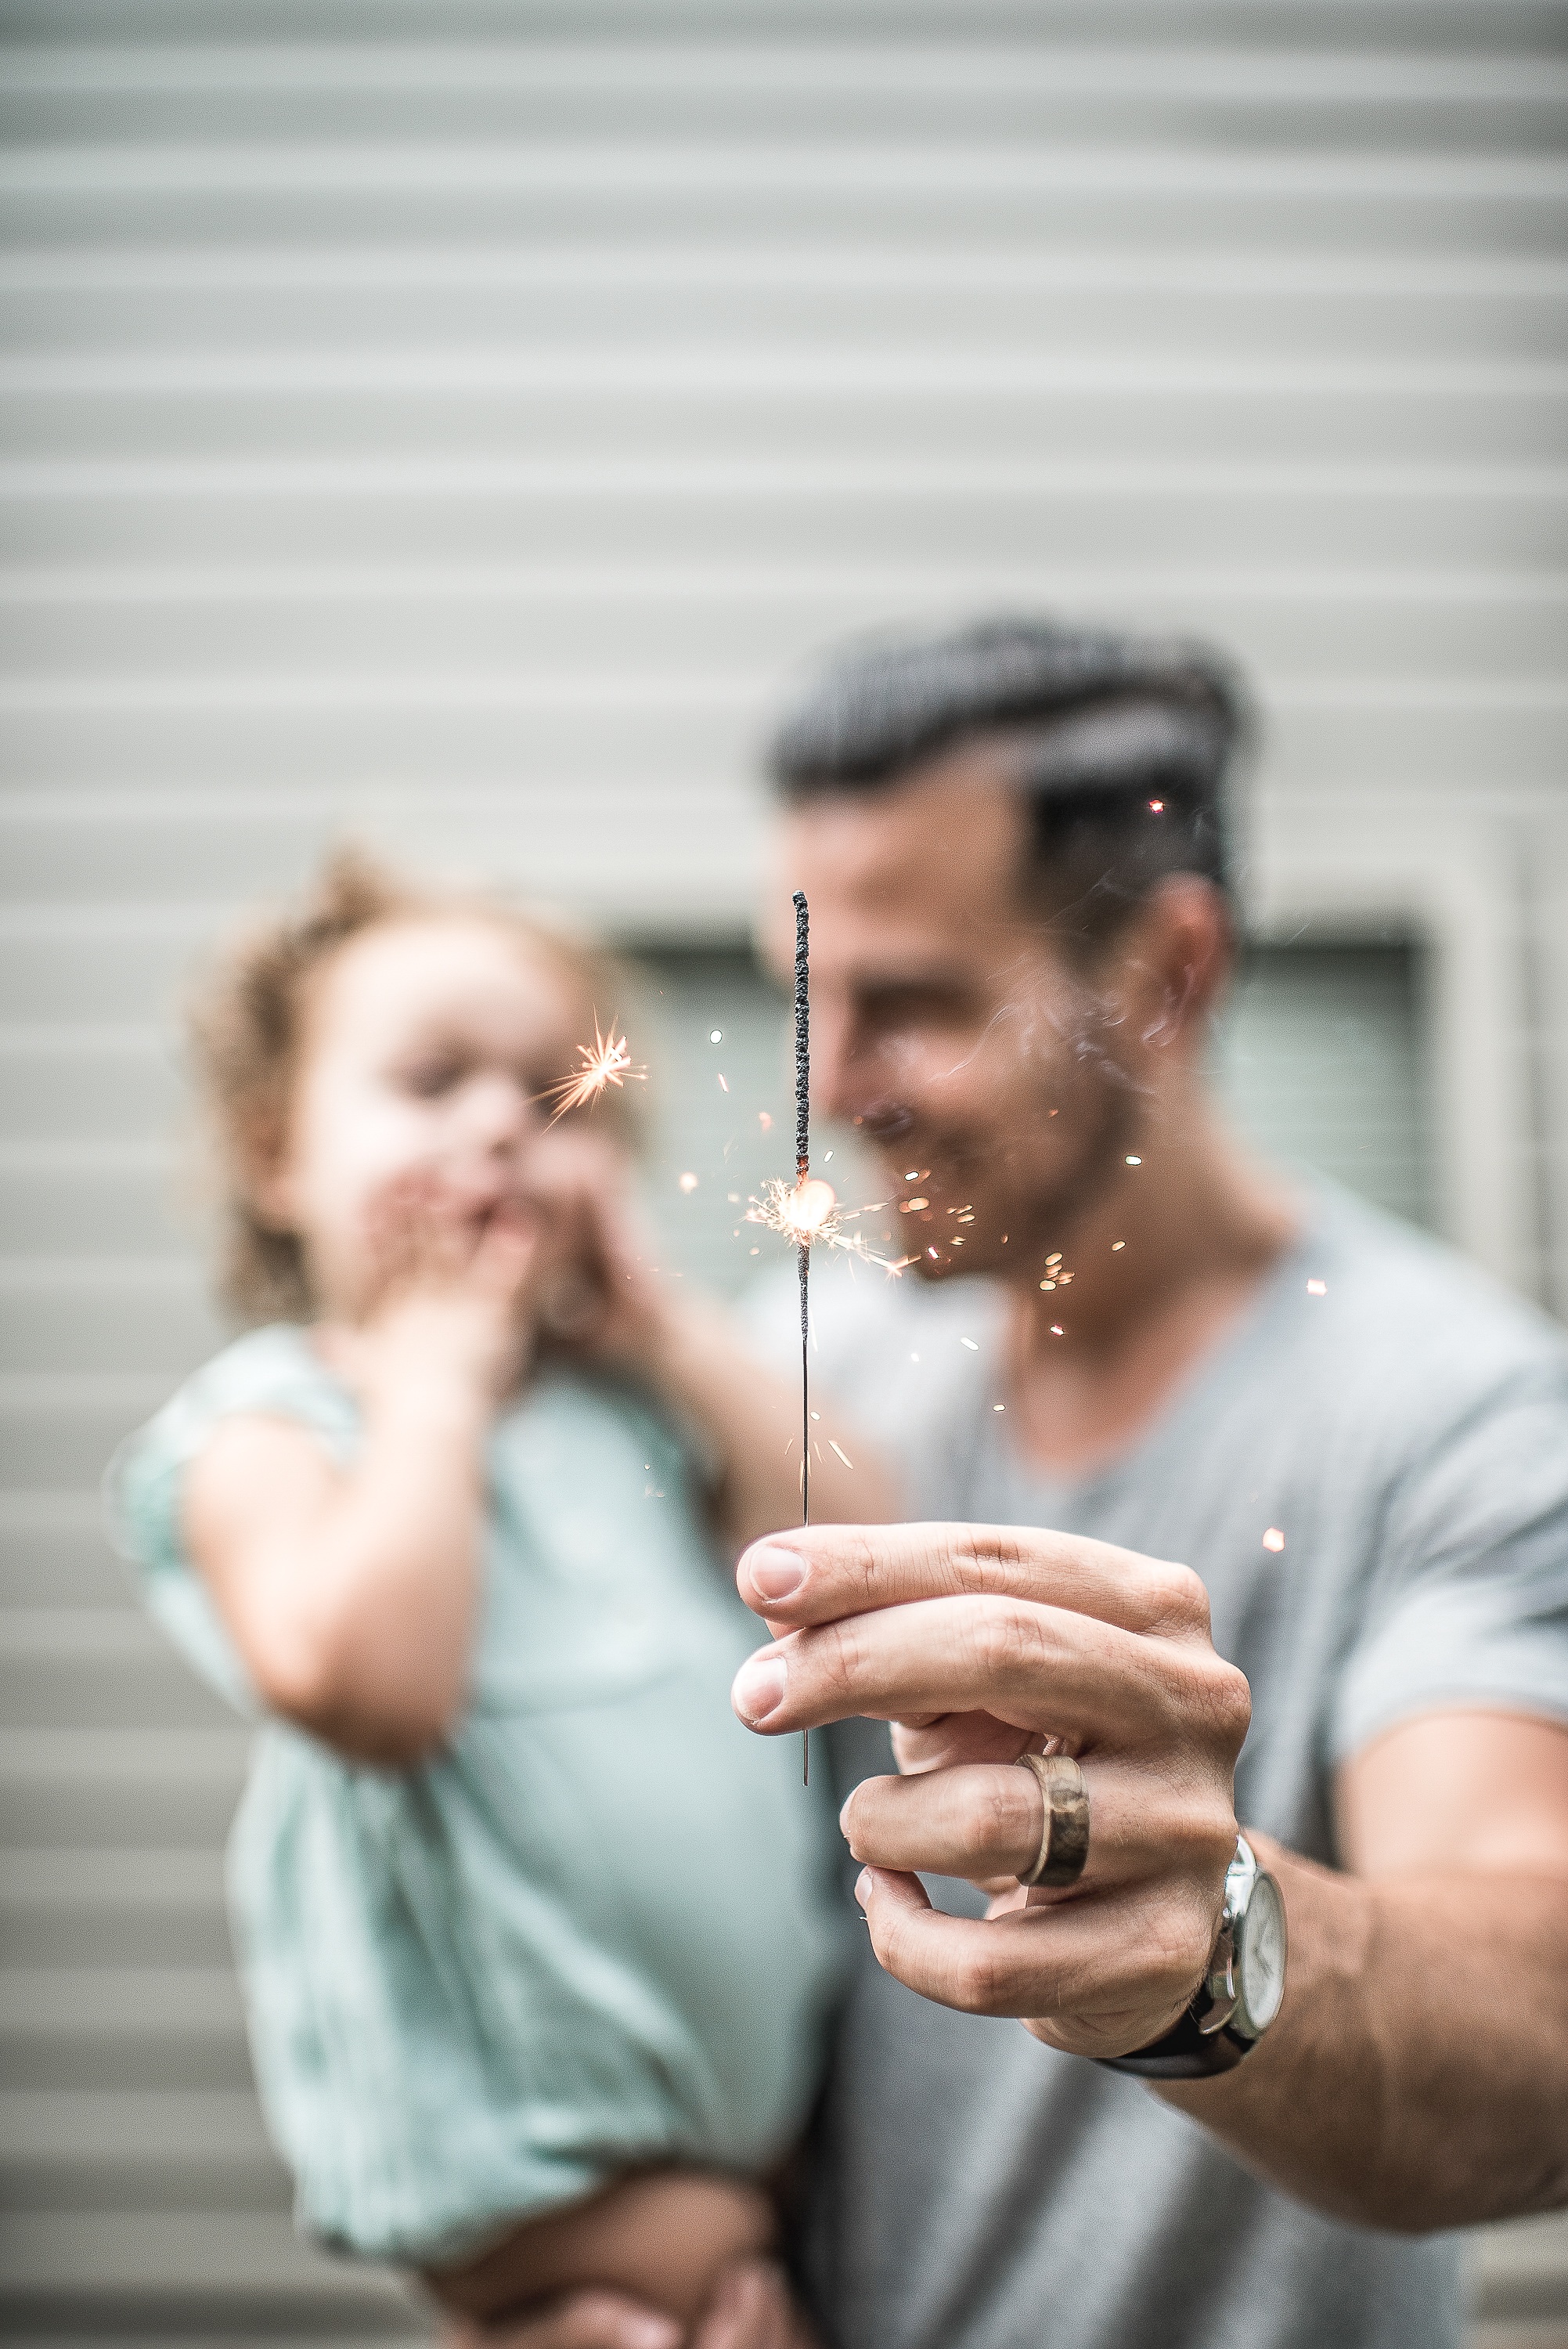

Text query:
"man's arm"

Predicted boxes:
[[730, 1521, 1568, 2236], [1156, 1710, 1568, 2230]]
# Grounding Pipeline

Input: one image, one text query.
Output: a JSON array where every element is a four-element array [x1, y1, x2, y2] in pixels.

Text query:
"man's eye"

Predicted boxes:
[[863, 990, 965, 1030]]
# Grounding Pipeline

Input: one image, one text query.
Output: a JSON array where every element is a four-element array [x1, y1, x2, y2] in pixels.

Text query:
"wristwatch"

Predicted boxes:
[[1095, 1836, 1287, 2080]]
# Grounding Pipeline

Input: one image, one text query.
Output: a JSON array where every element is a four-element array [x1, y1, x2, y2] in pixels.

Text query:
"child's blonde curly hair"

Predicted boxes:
[[189, 847, 633, 1325]]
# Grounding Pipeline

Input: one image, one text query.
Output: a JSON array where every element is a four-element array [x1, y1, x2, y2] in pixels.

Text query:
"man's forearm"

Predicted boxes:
[[1159, 1837, 1568, 2232]]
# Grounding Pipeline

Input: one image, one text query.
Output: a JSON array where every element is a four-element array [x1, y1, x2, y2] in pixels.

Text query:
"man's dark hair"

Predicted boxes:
[[766, 616, 1245, 948]]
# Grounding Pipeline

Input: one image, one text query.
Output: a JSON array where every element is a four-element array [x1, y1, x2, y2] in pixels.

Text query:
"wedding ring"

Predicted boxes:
[[1015, 1752, 1090, 1889]]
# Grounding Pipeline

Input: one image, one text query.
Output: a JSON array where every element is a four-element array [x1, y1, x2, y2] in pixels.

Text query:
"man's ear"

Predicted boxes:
[[1113, 876, 1236, 1054]]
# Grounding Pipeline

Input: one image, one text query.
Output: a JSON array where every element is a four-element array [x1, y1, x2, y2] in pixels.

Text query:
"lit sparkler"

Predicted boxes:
[[792, 893, 812, 1788], [540, 1016, 647, 1124], [770, 899, 914, 1788], [744, 1174, 911, 1276]]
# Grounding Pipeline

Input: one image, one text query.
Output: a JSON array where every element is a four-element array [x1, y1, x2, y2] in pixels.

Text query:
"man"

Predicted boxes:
[[497, 619, 1568, 2349]]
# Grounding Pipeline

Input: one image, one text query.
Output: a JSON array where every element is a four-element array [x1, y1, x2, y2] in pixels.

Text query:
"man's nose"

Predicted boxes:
[[810, 1001, 864, 1126]]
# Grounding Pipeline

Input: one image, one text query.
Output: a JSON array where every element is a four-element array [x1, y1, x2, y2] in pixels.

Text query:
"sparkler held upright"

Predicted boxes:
[[793, 889, 810, 1787], [794, 893, 811, 1514]]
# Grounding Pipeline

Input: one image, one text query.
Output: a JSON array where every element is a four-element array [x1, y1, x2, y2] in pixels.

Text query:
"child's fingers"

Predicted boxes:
[[691, 2261, 806, 2349], [366, 1171, 518, 1293], [419, 1189, 486, 1281], [471, 1204, 539, 1298], [524, 1132, 637, 1264], [537, 1268, 606, 1343], [443, 2292, 682, 2349], [362, 1168, 451, 1286]]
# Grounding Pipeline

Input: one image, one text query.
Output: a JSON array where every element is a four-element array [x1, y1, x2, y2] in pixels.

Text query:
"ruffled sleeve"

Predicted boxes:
[[104, 1325, 359, 1716]]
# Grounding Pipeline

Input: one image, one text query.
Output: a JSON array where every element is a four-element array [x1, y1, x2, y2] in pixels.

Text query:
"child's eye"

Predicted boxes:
[[399, 1058, 463, 1100]]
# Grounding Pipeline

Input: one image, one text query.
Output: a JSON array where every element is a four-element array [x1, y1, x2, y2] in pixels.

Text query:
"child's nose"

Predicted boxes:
[[463, 1073, 532, 1148]]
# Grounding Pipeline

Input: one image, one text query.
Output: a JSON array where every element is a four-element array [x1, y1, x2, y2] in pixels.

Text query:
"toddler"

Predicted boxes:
[[109, 853, 880, 2334]]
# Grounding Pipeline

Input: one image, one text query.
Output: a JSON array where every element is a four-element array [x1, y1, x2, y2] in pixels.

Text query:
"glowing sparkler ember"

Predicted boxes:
[[541, 1016, 647, 1124], [745, 1175, 911, 1274], [784, 1176, 837, 1236]]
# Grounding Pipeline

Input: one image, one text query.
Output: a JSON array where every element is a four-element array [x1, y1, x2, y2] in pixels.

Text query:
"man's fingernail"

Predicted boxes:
[[732, 1654, 788, 1725], [746, 1543, 807, 1602], [854, 1867, 872, 1908]]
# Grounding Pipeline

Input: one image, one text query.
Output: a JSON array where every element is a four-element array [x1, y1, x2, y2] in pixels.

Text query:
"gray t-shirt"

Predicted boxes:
[[749, 1185, 1568, 2349]]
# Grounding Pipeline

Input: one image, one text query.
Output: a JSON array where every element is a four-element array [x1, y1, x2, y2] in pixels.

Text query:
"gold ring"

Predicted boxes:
[[1014, 1752, 1090, 1889]]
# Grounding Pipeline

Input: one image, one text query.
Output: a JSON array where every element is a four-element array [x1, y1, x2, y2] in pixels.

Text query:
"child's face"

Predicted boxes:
[[262, 916, 582, 1319]]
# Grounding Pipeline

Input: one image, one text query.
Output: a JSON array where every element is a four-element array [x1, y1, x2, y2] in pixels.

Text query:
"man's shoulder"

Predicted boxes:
[[1244, 1189, 1568, 1537], [1302, 1188, 1568, 1411]]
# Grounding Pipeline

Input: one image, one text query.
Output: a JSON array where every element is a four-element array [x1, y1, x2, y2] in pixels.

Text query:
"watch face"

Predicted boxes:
[[1235, 1872, 1287, 2037]]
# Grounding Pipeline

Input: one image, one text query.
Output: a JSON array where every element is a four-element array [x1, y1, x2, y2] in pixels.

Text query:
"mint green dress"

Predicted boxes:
[[108, 1326, 846, 2266]]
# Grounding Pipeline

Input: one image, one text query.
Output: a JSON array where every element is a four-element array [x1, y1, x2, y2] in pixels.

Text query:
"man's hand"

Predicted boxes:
[[731, 1521, 1568, 2232], [439, 2257, 816, 2349], [730, 1521, 1249, 2059]]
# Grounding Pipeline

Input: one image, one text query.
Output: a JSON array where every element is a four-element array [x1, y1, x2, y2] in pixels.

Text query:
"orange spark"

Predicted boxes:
[[541, 1016, 647, 1123]]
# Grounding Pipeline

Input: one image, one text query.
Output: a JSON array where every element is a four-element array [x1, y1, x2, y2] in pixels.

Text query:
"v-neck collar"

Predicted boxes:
[[982, 1196, 1324, 1515]]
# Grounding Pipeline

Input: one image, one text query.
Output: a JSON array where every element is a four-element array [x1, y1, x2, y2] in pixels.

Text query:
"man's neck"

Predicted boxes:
[[1001, 1103, 1299, 1478]]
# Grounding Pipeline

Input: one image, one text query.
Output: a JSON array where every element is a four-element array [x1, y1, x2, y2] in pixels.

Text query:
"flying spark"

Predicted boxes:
[[541, 1016, 647, 1122]]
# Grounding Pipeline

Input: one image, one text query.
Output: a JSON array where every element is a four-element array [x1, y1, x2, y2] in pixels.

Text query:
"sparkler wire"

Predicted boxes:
[[794, 889, 810, 1788]]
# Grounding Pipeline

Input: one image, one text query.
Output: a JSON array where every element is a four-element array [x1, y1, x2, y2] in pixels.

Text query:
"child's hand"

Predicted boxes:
[[521, 1131, 672, 1379], [322, 1171, 539, 1414], [438, 2257, 817, 2347], [518, 1131, 896, 1550]]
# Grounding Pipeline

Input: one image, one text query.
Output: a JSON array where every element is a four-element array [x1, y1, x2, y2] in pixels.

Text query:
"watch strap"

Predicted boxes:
[[1094, 2006, 1255, 2079], [1093, 1836, 1278, 2080]]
